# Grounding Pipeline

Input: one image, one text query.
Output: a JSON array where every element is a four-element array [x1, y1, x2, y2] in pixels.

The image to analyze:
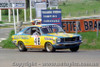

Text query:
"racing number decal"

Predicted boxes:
[[34, 36, 40, 45]]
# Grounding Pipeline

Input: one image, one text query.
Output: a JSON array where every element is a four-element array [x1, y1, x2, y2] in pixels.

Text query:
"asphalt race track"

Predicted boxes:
[[0, 48, 100, 67], [0, 28, 13, 42], [0, 28, 13, 38]]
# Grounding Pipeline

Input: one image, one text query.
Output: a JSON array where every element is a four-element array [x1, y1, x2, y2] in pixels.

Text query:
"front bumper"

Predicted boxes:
[[53, 40, 82, 49], [56, 40, 82, 45], [12, 41, 17, 47]]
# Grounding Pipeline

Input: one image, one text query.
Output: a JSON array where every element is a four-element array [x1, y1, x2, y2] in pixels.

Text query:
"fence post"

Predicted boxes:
[[30, 0, 32, 21], [69, 13, 71, 17], [86, 10, 88, 15], [76, 21, 79, 34], [24, 9, 26, 22], [94, 9, 96, 14], [0, 9, 2, 21], [17, 9, 19, 23], [97, 21, 99, 37], [78, 11, 80, 16], [8, 9, 11, 22]]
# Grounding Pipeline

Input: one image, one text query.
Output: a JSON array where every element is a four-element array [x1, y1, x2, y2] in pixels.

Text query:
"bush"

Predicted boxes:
[[0, 21, 4, 24], [2, 30, 16, 48], [2, 10, 8, 15], [63, 2, 66, 6], [19, 8, 36, 21]]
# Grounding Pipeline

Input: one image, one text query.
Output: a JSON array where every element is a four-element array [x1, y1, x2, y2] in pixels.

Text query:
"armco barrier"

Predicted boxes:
[[62, 19, 100, 33], [0, 22, 31, 27]]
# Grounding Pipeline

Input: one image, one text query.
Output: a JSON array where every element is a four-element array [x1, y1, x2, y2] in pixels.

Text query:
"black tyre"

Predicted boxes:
[[42, 49, 47, 52], [18, 41, 27, 52], [45, 42, 56, 52], [70, 46, 79, 52]]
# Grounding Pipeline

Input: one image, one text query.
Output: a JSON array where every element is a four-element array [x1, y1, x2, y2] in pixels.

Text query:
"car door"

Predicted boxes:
[[23, 27, 34, 48], [23, 27, 43, 48], [31, 27, 43, 48]]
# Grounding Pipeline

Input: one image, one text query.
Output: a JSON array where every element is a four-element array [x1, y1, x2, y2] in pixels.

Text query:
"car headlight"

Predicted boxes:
[[80, 36, 82, 40], [57, 38, 61, 42]]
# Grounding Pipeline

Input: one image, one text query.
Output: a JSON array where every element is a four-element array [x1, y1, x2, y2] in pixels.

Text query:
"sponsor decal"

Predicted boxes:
[[14, 36, 29, 39], [34, 36, 40, 45], [13, 40, 17, 43], [26, 46, 32, 48], [41, 9, 62, 27], [44, 37, 53, 40], [0, 0, 26, 9], [62, 19, 100, 32]]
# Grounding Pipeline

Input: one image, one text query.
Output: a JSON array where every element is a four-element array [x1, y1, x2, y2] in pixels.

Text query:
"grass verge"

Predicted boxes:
[[59, 0, 100, 18], [79, 32, 100, 49], [0, 30, 16, 49]]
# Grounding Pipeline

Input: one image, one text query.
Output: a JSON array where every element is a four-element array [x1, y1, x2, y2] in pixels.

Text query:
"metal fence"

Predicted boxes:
[[67, 10, 100, 18]]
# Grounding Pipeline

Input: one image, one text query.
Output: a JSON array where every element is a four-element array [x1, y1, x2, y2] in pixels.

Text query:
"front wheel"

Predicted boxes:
[[18, 41, 27, 52], [45, 42, 56, 52], [70, 46, 79, 52]]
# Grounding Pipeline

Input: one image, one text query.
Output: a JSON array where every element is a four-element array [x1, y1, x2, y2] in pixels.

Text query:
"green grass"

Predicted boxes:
[[2, 15, 19, 23], [59, 0, 100, 18], [0, 30, 16, 49], [79, 32, 100, 49]]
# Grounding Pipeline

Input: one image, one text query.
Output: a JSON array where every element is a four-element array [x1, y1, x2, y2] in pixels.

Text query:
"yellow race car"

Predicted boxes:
[[12, 24, 82, 52]]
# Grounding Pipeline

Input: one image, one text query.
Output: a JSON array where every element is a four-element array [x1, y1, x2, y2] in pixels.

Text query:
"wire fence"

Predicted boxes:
[[66, 9, 100, 18]]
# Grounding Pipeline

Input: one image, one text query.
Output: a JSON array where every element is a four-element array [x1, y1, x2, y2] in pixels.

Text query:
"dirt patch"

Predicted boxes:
[[83, 39, 88, 44], [89, 39, 96, 46]]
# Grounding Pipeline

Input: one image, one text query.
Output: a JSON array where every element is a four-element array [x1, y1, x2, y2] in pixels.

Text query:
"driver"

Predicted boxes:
[[33, 30, 39, 36], [53, 28, 58, 33]]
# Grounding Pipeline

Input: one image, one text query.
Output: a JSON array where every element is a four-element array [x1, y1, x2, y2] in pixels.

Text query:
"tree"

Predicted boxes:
[[26, 0, 29, 8]]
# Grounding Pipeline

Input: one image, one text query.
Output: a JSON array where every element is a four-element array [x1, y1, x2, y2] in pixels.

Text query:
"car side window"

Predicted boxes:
[[31, 27, 41, 35], [24, 28, 31, 35]]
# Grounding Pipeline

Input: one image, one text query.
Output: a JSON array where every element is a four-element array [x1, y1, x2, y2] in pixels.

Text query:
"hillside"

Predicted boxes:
[[1, 0, 100, 22], [59, 0, 100, 18]]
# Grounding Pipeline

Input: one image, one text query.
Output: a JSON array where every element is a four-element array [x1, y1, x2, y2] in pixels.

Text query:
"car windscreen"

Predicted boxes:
[[41, 25, 65, 34]]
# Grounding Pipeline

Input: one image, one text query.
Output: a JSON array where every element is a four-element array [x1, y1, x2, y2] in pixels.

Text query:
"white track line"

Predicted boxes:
[[0, 38, 7, 42]]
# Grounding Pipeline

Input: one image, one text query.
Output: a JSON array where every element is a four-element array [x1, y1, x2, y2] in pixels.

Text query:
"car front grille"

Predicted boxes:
[[61, 37, 79, 42]]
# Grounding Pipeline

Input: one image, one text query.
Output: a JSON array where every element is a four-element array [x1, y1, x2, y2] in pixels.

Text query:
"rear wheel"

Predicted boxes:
[[45, 42, 56, 52], [18, 41, 27, 52], [70, 46, 79, 52]]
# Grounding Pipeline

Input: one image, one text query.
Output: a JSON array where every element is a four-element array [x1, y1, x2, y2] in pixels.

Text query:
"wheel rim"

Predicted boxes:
[[18, 43, 23, 50], [46, 43, 53, 52]]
